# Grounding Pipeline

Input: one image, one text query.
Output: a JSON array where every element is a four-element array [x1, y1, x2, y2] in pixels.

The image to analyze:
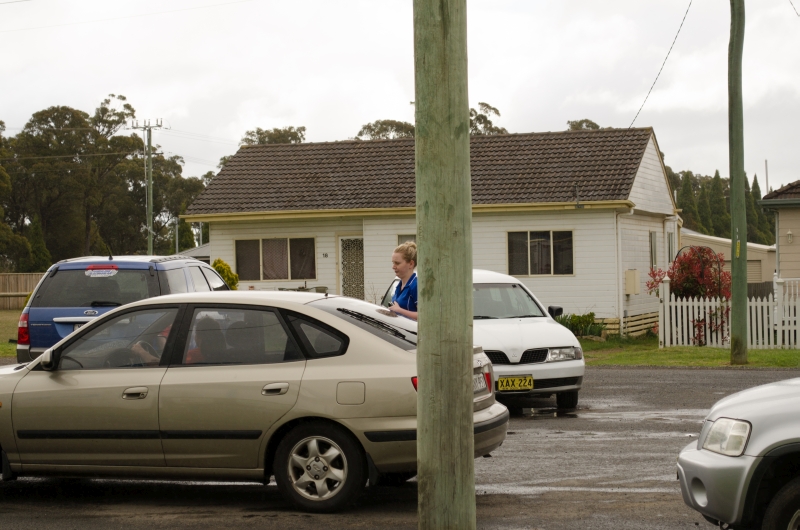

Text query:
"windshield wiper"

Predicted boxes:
[[336, 308, 417, 344], [90, 301, 121, 307], [511, 314, 544, 318], [473, 315, 499, 319]]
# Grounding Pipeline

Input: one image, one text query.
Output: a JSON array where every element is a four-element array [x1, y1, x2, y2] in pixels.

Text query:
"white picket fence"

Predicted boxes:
[[658, 277, 800, 349]]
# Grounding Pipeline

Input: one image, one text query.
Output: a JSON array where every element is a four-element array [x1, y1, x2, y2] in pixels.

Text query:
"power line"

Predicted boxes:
[[629, 0, 693, 128], [0, 0, 259, 33], [0, 0, 31, 4], [790, 0, 800, 16]]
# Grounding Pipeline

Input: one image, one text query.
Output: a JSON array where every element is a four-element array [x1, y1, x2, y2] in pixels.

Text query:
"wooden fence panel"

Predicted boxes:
[[0, 273, 45, 310]]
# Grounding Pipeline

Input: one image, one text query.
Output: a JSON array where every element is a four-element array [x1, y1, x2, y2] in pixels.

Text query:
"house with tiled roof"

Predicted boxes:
[[761, 181, 800, 278], [183, 127, 680, 333]]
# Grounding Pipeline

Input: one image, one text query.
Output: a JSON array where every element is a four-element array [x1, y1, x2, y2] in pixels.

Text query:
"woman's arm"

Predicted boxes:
[[388, 302, 418, 321]]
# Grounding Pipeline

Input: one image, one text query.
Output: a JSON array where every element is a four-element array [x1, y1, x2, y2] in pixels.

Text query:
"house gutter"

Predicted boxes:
[[616, 207, 635, 336], [181, 200, 636, 223]]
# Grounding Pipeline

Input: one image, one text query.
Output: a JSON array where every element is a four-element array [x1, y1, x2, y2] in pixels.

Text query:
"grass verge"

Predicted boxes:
[[582, 334, 800, 368], [0, 309, 19, 357]]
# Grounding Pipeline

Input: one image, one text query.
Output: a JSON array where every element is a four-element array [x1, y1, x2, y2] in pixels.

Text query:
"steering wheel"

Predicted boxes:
[[104, 347, 145, 368], [136, 340, 159, 359]]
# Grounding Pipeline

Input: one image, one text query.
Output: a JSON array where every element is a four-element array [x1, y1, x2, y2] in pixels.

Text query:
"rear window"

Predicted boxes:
[[31, 269, 159, 308]]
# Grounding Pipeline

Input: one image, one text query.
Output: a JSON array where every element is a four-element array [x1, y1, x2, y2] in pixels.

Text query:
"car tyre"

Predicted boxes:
[[273, 422, 366, 513], [762, 476, 800, 530], [556, 390, 579, 410], [377, 472, 416, 487]]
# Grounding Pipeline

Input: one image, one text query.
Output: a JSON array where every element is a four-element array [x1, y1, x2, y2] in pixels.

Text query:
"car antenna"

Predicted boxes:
[[103, 241, 113, 260]]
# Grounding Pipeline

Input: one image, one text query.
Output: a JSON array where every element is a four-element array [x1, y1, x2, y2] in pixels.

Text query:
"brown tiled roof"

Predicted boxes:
[[186, 128, 654, 216], [762, 180, 800, 201]]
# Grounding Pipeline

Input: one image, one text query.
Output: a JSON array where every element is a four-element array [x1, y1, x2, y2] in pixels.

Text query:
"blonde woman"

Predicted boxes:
[[389, 241, 418, 321]]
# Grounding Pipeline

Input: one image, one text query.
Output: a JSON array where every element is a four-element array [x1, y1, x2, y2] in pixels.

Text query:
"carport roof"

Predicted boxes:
[[185, 127, 654, 216]]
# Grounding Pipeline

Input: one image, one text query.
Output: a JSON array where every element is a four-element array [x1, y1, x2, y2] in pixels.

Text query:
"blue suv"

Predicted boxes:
[[17, 255, 229, 363]]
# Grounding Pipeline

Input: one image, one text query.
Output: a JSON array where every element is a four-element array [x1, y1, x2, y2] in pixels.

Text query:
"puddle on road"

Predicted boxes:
[[514, 406, 707, 424]]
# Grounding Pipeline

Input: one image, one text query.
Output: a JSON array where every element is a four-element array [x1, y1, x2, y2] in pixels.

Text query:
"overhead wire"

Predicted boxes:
[[629, 0, 693, 128], [0, 151, 139, 161], [0, 0, 259, 33], [790, 0, 800, 17]]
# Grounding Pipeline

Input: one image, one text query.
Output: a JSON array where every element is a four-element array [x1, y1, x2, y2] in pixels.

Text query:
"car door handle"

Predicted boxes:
[[262, 383, 289, 396], [122, 387, 149, 400]]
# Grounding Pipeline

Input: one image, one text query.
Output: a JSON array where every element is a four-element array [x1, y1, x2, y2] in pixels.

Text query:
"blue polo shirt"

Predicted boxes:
[[392, 273, 418, 313]]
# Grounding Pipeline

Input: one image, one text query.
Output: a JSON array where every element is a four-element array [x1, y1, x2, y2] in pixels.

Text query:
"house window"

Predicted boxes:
[[649, 232, 658, 268], [235, 238, 316, 281], [398, 234, 416, 245], [508, 231, 573, 276]]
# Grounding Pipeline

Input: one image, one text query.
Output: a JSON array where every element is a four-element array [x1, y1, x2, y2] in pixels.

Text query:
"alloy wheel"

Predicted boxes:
[[287, 436, 348, 501]]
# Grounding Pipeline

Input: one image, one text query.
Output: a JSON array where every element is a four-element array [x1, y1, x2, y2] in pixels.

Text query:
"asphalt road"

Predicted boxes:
[[1, 366, 797, 529]]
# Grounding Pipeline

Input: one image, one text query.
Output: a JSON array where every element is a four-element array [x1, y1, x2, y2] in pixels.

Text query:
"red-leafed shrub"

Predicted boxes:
[[647, 246, 732, 346]]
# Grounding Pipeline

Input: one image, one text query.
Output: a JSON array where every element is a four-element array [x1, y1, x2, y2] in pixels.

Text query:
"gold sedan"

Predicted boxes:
[[0, 291, 508, 512]]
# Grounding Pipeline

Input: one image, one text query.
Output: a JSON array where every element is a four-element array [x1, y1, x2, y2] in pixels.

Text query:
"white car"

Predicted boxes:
[[383, 269, 584, 409]]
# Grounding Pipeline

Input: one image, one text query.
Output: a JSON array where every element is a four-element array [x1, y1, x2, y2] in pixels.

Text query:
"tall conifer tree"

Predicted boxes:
[[709, 170, 731, 238], [698, 183, 713, 236], [678, 173, 705, 233]]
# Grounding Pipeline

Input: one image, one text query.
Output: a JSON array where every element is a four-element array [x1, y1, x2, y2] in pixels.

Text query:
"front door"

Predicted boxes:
[[12, 306, 180, 466], [159, 305, 306, 468], [339, 237, 365, 300]]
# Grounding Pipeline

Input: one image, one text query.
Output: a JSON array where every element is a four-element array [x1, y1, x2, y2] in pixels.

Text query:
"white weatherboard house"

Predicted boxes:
[[183, 128, 680, 334]]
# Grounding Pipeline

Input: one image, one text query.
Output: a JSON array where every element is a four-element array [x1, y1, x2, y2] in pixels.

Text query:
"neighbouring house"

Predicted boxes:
[[760, 181, 800, 279], [680, 228, 776, 284], [183, 128, 680, 335], [175, 242, 211, 264]]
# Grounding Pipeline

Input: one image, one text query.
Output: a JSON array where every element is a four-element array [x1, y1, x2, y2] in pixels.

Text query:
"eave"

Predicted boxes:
[[181, 200, 637, 223]]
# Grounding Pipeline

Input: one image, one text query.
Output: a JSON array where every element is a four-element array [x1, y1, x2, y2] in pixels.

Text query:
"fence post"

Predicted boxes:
[[658, 276, 669, 348], [776, 277, 785, 348]]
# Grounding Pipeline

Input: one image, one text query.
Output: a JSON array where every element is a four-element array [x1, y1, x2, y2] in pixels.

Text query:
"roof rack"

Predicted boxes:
[[149, 255, 201, 263]]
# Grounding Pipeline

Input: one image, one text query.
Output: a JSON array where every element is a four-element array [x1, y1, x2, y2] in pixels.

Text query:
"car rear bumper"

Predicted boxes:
[[676, 441, 757, 525], [16, 345, 44, 364], [350, 402, 509, 473]]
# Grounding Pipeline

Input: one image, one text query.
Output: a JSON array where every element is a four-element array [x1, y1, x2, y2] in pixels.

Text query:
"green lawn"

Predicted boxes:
[[582, 334, 800, 368], [0, 309, 20, 357]]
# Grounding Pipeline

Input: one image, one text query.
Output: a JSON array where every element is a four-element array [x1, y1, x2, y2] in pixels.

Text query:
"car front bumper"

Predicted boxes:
[[676, 440, 758, 525], [492, 359, 584, 396]]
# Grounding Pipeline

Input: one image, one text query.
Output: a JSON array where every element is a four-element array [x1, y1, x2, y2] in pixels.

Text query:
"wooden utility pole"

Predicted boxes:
[[728, 0, 747, 364], [413, 0, 475, 528], [131, 119, 162, 255]]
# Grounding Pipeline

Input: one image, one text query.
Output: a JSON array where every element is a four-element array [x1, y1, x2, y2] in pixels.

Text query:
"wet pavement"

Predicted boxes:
[[1, 366, 797, 529]]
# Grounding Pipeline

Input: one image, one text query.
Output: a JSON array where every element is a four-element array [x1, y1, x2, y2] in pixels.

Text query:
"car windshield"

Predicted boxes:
[[473, 283, 545, 319], [308, 297, 418, 351], [31, 269, 159, 308]]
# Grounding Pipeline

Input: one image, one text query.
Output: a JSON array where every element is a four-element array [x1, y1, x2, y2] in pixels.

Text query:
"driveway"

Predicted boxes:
[[0, 366, 796, 529]]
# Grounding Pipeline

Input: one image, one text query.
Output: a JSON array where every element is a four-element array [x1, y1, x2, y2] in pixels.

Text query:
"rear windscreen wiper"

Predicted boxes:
[[473, 315, 499, 319], [336, 308, 416, 343], [90, 301, 121, 307]]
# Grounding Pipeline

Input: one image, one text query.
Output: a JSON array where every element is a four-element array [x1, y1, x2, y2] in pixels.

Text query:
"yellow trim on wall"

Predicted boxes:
[[182, 200, 636, 223]]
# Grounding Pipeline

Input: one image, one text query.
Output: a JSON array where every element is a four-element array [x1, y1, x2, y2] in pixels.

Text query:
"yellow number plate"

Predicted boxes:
[[497, 376, 533, 392]]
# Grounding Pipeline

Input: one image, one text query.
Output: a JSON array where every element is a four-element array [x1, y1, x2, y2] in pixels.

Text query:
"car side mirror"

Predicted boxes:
[[548, 306, 563, 318], [40, 348, 55, 371]]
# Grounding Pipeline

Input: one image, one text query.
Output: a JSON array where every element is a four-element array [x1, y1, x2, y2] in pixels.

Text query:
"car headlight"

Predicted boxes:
[[547, 347, 583, 362], [702, 418, 751, 456]]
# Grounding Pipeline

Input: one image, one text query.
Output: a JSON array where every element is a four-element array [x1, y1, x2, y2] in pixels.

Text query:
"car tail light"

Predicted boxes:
[[86, 264, 118, 270], [484, 372, 492, 390], [411, 377, 418, 391], [18, 312, 29, 345]]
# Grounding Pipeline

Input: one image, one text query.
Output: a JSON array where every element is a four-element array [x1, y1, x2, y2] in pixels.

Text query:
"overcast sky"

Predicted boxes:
[[2, 0, 799, 192]]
